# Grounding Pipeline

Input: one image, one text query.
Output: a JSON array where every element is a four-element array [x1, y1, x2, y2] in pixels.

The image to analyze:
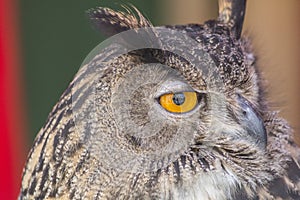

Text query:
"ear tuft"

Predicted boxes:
[[87, 5, 152, 36], [218, 0, 246, 39]]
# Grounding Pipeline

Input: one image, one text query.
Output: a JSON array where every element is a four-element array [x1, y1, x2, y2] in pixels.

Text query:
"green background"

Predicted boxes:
[[20, 1, 161, 141]]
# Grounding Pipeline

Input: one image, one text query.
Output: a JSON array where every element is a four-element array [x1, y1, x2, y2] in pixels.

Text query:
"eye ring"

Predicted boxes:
[[159, 92, 198, 113]]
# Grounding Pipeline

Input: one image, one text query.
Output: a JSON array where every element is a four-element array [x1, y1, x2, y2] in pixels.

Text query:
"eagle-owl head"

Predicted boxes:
[[20, 1, 300, 199]]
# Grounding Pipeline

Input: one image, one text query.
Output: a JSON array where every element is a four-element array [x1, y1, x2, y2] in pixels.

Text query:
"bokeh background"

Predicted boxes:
[[0, 0, 299, 199]]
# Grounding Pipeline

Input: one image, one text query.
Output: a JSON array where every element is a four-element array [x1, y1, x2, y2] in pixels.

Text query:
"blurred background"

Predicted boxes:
[[0, 0, 299, 199]]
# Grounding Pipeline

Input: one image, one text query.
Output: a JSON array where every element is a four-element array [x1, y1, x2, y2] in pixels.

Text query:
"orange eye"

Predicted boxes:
[[159, 92, 198, 113]]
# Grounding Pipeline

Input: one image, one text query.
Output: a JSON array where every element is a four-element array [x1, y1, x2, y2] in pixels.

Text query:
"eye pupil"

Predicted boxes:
[[172, 93, 185, 105]]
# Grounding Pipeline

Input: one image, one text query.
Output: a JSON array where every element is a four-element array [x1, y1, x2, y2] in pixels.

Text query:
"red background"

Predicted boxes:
[[0, 0, 27, 199]]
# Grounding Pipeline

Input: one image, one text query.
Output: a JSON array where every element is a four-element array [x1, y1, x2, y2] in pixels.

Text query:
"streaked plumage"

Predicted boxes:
[[19, 1, 300, 199]]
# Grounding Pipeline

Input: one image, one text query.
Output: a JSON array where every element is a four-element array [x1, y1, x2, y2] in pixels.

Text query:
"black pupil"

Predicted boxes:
[[172, 93, 185, 105]]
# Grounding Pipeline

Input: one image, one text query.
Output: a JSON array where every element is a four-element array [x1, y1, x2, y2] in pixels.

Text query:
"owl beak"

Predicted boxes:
[[237, 94, 267, 149], [218, 0, 247, 39]]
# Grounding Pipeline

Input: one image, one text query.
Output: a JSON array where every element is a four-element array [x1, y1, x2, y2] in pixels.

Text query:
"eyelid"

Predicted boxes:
[[154, 80, 195, 98]]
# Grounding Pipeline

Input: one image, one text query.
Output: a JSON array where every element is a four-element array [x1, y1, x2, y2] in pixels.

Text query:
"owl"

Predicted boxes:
[[19, 0, 300, 199]]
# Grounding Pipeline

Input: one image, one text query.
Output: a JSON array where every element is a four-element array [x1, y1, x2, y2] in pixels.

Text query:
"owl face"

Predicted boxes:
[[69, 23, 272, 198]]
